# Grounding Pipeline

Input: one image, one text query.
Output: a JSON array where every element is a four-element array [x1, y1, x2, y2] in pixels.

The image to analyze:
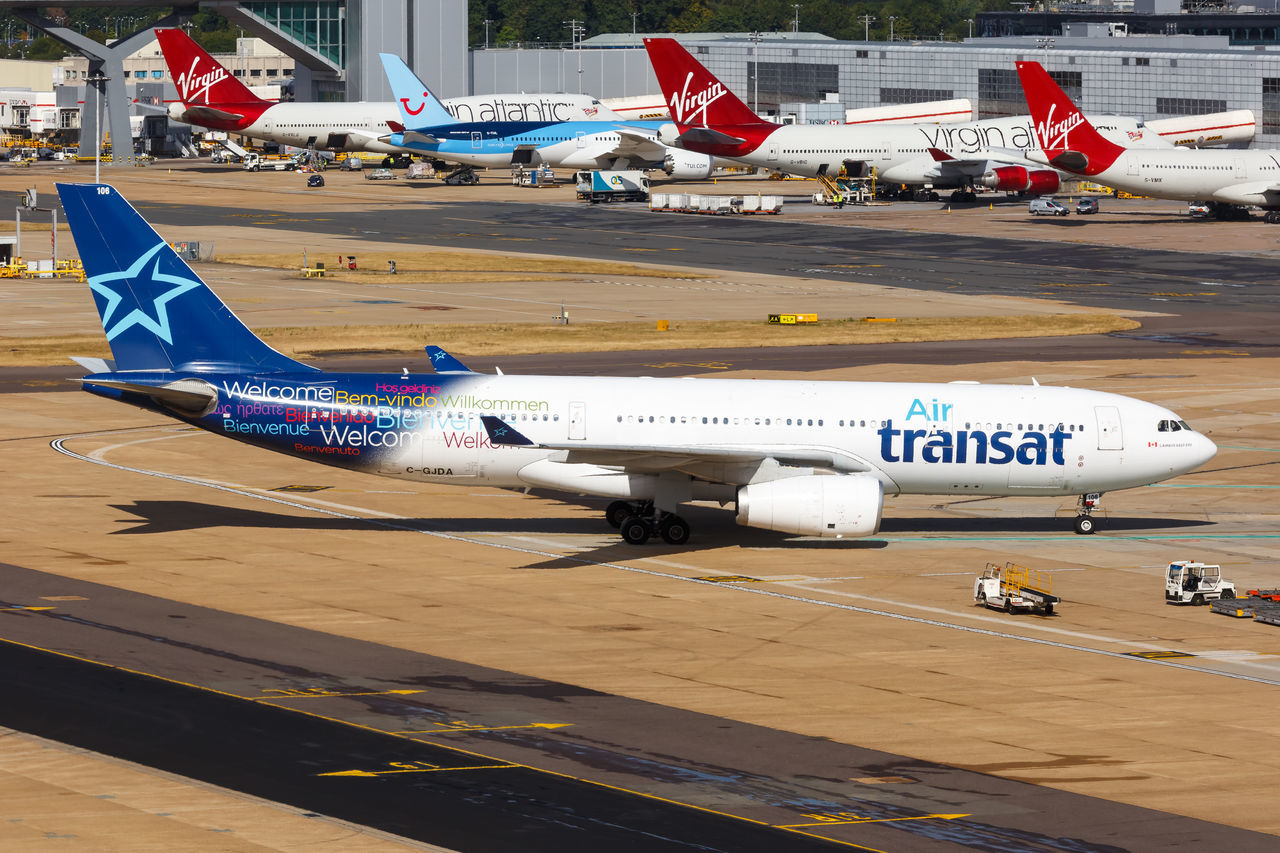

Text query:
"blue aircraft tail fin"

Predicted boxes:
[[380, 53, 457, 128], [480, 416, 535, 447], [57, 183, 316, 375]]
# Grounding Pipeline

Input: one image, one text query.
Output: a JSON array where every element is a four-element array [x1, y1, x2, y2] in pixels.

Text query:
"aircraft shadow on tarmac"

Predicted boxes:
[[107, 499, 1210, 573]]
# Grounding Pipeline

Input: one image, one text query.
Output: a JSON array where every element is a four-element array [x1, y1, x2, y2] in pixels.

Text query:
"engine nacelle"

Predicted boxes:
[[663, 149, 715, 180], [657, 122, 681, 146], [980, 165, 1060, 195], [736, 475, 883, 538], [1025, 169, 1060, 195], [167, 103, 190, 123], [980, 165, 1029, 191]]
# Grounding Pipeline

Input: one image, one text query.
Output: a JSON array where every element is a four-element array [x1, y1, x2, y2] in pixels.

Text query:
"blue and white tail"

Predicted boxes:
[[57, 183, 315, 374], [380, 53, 457, 128]]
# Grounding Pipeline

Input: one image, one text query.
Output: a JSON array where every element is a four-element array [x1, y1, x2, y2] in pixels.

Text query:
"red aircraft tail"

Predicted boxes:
[[1015, 61, 1123, 176], [643, 38, 766, 129], [155, 28, 268, 109]]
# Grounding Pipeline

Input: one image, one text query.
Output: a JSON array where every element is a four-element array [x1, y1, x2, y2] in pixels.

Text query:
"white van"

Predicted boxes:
[[1029, 198, 1070, 216]]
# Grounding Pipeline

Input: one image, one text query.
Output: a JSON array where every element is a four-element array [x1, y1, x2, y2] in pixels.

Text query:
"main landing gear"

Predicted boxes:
[[1073, 492, 1102, 535], [605, 500, 691, 545]]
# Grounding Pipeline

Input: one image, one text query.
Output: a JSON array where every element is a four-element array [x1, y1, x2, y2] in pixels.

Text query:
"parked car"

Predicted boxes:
[[306, 174, 325, 188], [1029, 198, 1070, 217], [1187, 202, 1211, 218], [1076, 197, 1099, 214], [365, 168, 396, 181]]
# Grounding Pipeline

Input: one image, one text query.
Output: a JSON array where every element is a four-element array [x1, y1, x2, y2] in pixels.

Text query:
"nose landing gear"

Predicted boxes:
[[1073, 492, 1102, 534]]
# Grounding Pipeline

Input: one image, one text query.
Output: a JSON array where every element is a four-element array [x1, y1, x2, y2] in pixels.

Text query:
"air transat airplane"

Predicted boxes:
[[642, 38, 1178, 200], [1017, 61, 1280, 221], [379, 54, 720, 179], [60, 183, 1215, 542], [154, 28, 622, 156]]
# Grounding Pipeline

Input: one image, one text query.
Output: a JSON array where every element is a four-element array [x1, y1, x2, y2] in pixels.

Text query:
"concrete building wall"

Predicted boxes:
[[348, 0, 466, 101]]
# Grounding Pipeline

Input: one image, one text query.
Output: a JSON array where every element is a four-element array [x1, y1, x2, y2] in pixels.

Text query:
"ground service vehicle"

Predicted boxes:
[[306, 174, 325, 188], [975, 563, 1059, 615], [1029, 198, 1070, 216], [1076, 197, 1099, 214], [1188, 202, 1211, 218], [1166, 561, 1236, 604], [365, 168, 396, 180], [576, 170, 650, 203], [243, 152, 299, 172]]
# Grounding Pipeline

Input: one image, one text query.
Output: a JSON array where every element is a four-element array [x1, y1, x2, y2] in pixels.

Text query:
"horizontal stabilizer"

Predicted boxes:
[[480, 415, 535, 447], [677, 127, 746, 148], [81, 376, 219, 416], [403, 130, 441, 145], [425, 346, 473, 373], [71, 356, 115, 373], [181, 105, 246, 124], [1048, 150, 1089, 171], [927, 147, 954, 162]]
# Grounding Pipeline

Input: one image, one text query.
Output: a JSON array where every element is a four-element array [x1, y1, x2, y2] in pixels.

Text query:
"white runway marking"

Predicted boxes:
[[52, 429, 1280, 689]]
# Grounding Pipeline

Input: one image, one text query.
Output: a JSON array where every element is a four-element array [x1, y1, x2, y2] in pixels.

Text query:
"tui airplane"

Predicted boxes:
[[59, 183, 1215, 544]]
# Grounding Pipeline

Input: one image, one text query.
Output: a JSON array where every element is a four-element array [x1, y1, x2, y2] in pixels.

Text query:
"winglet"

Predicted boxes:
[[927, 147, 954, 162], [480, 415, 536, 447], [380, 53, 457, 128], [425, 346, 473, 373]]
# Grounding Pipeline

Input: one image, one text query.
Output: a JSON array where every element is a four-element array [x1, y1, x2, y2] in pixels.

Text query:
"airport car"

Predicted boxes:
[[1029, 198, 1070, 217], [365, 168, 396, 181], [1076, 197, 1099, 214], [1188, 202, 1211, 218], [306, 174, 325, 188]]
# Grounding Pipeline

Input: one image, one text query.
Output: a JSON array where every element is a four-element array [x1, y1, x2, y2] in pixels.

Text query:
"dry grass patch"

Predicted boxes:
[[0, 314, 1137, 366], [215, 250, 706, 281]]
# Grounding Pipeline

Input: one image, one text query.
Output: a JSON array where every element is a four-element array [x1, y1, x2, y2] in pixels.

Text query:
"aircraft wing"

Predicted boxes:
[[480, 416, 871, 474], [923, 147, 1048, 177], [1211, 181, 1280, 206], [612, 127, 668, 160]]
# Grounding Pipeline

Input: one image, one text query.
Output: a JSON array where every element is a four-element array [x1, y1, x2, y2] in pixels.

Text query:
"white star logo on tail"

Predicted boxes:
[[88, 242, 201, 343]]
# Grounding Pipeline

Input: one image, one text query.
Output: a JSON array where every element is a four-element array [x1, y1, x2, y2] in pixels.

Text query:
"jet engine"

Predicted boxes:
[[979, 165, 1060, 195], [657, 122, 681, 146], [736, 474, 883, 538], [663, 150, 715, 180]]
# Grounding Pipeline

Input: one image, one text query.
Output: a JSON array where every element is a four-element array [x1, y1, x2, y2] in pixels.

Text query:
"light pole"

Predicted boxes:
[[482, 18, 492, 49], [631, 11, 639, 43], [748, 30, 762, 116], [888, 16, 896, 42], [859, 15, 875, 41], [564, 20, 585, 93], [791, 4, 800, 33], [967, 18, 974, 39], [87, 70, 109, 183]]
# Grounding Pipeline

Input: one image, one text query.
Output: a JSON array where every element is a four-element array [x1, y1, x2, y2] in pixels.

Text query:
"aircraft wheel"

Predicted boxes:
[[620, 516, 651, 545], [658, 515, 690, 545], [1074, 515, 1095, 535], [605, 500, 634, 529]]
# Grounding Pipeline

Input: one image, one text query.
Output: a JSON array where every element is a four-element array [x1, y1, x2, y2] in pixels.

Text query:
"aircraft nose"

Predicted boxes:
[[1190, 432, 1218, 470]]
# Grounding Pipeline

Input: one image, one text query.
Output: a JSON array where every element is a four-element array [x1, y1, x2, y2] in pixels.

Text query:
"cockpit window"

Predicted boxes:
[[1178, 420, 1192, 431], [1157, 419, 1185, 432]]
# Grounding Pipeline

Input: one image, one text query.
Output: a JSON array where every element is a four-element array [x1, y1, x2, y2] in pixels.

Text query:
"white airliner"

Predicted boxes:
[[154, 28, 624, 156], [643, 38, 1236, 201], [1018, 61, 1280, 221], [60, 183, 1216, 544]]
